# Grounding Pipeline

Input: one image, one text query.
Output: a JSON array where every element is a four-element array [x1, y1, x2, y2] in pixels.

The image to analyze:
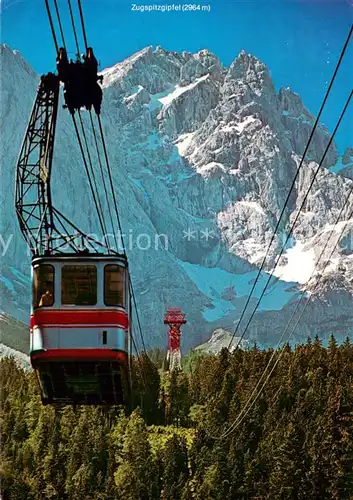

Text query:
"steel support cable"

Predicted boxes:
[[96, 113, 151, 355], [93, 102, 152, 359], [214, 95, 353, 441], [219, 188, 353, 439], [131, 326, 149, 391], [128, 295, 134, 394], [77, 0, 89, 52], [226, 25, 353, 351], [46, 0, 150, 362], [88, 110, 120, 251], [67, 0, 81, 58], [231, 90, 352, 350], [52, 206, 118, 253], [77, 111, 111, 250], [220, 198, 353, 440], [77, 110, 111, 250], [96, 114, 126, 253], [44, 0, 59, 54], [51, 213, 82, 253], [130, 281, 148, 354], [53, 0, 67, 51], [71, 114, 110, 248], [206, 91, 353, 441], [217, 187, 353, 440]]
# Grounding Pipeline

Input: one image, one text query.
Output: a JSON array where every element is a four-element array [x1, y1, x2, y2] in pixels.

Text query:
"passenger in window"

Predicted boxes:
[[39, 284, 53, 307]]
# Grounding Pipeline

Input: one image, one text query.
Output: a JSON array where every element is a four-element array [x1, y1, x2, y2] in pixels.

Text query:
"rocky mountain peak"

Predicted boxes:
[[229, 49, 267, 76], [222, 50, 279, 120], [0, 43, 37, 81], [102, 45, 182, 94], [228, 50, 275, 91], [1, 44, 352, 351], [193, 49, 223, 74]]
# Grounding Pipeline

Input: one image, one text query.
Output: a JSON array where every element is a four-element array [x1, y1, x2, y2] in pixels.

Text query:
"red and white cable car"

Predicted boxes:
[[30, 254, 131, 405]]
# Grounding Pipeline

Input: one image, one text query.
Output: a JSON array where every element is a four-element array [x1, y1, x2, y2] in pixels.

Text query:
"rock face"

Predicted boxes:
[[0, 312, 29, 353], [1, 43, 352, 352], [195, 327, 249, 354]]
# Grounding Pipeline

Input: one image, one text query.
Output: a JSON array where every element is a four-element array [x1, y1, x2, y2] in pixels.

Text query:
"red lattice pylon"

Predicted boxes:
[[164, 308, 186, 371]]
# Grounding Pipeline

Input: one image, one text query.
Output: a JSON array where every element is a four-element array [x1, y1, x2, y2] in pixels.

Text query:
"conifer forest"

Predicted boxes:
[[1, 336, 353, 500]]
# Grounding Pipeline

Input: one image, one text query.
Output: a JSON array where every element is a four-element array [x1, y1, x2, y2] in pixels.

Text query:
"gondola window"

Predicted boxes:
[[62, 265, 97, 305], [104, 265, 125, 307], [33, 265, 55, 308]]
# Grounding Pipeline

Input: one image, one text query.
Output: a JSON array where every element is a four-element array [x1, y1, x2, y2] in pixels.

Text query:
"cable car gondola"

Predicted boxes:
[[14, 0, 146, 406], [30, 254, 131, 405]]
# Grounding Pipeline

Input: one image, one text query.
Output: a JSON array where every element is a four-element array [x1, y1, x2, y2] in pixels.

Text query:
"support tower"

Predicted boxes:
[[164, 308, 186, 371]]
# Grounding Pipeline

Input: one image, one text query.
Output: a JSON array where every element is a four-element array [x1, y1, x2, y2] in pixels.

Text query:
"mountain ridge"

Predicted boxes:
[[1, 43, 352, 350]]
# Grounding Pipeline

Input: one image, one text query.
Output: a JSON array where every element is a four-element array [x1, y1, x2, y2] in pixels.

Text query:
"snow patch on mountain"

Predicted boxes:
[[196, 161, 227, 177], [147, 90, 170, 112], [174, 132, 196, 156], [124, 85, 144, 103], [273, 241, 316, 284], [178, 260, 298, 322], [158, 74, 209, 108], [220, 115, 256, 135]]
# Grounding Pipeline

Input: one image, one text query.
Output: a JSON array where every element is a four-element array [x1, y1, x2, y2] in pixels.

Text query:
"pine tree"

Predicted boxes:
[[343, 336, 352, 349], [114, 408, 159, 499], [328, 334, 338, 350], [65, 408, 108, 499], [268, 422, 309, 499], [161, 435, 189, 499]]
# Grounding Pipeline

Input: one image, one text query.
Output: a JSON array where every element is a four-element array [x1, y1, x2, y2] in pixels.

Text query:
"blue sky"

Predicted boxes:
[[1, 0, 352, 153]]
